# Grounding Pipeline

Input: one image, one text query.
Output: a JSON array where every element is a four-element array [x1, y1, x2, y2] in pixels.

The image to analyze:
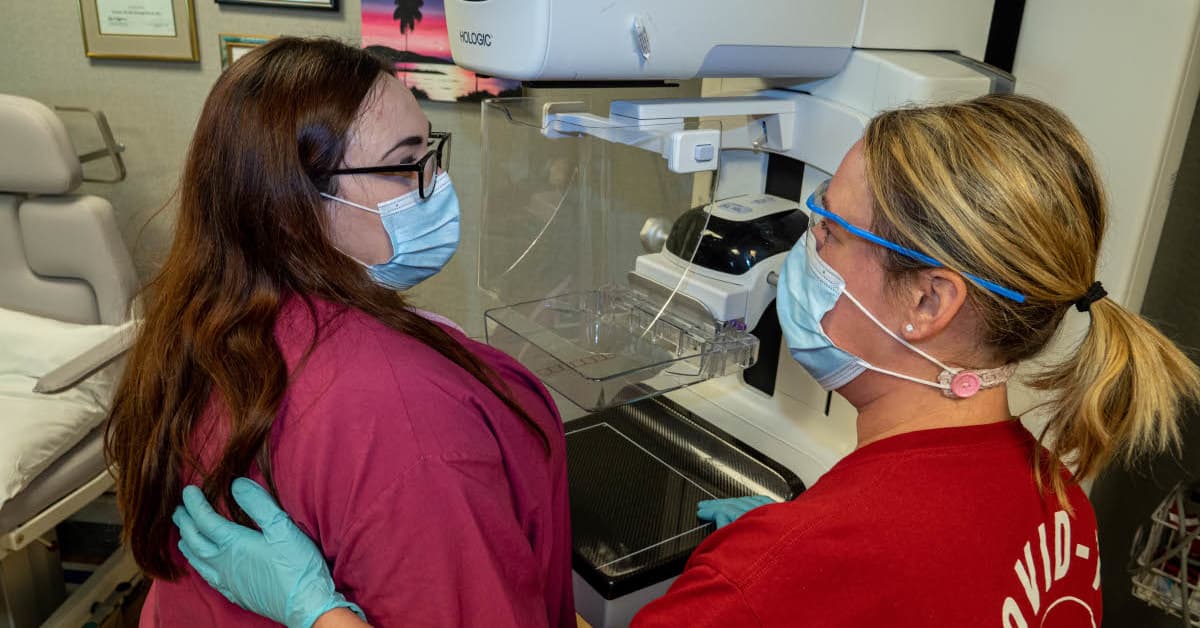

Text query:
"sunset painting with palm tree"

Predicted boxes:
[[361, 0, 520, 102]]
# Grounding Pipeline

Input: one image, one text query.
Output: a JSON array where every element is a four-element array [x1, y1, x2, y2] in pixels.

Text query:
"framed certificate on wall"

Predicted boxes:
[[219, 33, 275, 70], [216, 0, 338, 10], [78, 0, 199, 61]]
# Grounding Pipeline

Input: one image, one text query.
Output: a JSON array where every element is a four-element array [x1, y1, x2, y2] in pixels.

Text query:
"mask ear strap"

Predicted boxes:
[[856, 360, 952, 392], [839, 289, 959, 374], [841, 289, 1019, 399], [320, 192, 380, 215]]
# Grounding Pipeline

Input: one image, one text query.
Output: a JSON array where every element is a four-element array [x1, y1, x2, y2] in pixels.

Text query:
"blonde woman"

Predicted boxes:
[[171, 94, 1199, 627]]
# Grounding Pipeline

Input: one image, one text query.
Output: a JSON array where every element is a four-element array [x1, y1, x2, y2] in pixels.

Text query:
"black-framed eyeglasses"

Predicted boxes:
[[329, 131, 452, 199]]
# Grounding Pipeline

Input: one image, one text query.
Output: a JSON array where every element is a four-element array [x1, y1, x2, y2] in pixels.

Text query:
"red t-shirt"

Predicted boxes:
[[633, 420, 1101, 627], [140, 296, 574, 627]]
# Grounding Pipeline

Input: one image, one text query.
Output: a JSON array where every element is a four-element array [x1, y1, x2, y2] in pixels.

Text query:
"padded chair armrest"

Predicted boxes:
[[33, 320, 139, 394]]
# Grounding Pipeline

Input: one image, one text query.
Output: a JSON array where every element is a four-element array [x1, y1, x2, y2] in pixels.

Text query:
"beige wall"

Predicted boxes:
[[0, 0, 489, 329]]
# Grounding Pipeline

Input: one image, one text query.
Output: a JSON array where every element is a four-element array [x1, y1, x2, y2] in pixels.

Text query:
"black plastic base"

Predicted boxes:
[[566, 396, 805, 600]]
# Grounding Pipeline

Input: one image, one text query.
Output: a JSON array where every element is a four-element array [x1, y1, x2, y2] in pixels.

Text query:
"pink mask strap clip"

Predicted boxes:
[[937, 363, 1018, 399]]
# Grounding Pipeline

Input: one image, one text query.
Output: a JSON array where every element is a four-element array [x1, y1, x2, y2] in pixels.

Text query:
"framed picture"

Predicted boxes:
[[219, 33, 275, 69], [215, 0, 338, 10], [361, 0, 520, 102], [77, 0, 199, 61]]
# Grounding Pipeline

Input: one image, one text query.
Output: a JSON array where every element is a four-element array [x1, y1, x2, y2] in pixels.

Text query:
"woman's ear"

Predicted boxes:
[[902, 268, 969, 341]]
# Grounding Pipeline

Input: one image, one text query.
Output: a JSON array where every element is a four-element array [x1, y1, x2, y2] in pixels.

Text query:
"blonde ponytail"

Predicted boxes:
[[1030, 297, 1200, 501], [862, 93, 1200, 506]]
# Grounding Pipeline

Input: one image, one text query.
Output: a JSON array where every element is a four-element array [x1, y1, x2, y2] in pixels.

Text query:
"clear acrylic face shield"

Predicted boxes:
[[805, 178, 1026, 303], [473, 98, 799, 593], [474, 98, 761, 412]]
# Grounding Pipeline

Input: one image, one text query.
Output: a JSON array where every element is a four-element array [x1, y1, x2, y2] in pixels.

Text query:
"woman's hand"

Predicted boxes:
[[697, 495, 775, 528], [172, 478, 368, 628]]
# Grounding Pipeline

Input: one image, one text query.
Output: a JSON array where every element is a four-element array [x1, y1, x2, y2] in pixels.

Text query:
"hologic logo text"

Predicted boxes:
[[459, 31, 493, 47]]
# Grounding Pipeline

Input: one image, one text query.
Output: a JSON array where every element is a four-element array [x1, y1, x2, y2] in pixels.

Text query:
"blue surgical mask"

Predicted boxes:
[[776, 231, 868, 390], [322, 172, 460, 290], [777, 231, 1016, 398]]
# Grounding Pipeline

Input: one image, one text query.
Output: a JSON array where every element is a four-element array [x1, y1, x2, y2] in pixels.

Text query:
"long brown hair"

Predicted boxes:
[[861, 94, 1200, 504], [106, 37, 549, 580]]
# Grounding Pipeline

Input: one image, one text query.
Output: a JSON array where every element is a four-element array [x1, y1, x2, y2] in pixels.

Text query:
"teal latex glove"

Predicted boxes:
[[172, 478, 364, 628], [697, 495, 775, 529]]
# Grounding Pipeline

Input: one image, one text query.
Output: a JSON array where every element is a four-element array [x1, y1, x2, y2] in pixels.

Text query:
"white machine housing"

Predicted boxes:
[[634, 193, 795, 331], [446, 0, 996, 80]]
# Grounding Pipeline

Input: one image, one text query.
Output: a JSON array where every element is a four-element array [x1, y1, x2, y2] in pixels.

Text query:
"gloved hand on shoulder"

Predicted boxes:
[[172, 478, 365, 628]]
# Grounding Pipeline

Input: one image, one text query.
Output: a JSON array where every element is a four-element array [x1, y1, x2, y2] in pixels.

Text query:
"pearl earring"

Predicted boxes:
[[904, 324, 915, 333]]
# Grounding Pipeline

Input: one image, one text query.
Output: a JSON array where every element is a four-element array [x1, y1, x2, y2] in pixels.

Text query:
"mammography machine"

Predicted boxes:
[[443, 1, 1012, 624]]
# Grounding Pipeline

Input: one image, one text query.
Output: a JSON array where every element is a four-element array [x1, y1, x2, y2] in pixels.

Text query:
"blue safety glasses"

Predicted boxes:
[[805, 179, 1026, 303]]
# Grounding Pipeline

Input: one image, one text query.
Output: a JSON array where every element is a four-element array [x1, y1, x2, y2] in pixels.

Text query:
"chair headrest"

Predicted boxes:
[[0, 95, 82, 195]]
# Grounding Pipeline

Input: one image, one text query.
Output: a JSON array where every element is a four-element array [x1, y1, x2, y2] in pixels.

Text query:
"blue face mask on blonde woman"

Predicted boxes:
[[167, 93, 1200, 628]]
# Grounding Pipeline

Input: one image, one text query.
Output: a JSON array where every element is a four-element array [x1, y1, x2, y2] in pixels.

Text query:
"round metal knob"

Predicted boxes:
[[640, 218, 673, 253]]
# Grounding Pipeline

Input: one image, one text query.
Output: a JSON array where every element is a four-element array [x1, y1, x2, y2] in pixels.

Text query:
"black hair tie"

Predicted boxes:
[[1074, 281, 1107, 312]]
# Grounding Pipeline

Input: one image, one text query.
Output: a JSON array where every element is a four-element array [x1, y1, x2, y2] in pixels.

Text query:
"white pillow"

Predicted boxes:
[[0, 307, 126, 511], [0, 307, 123, 381]]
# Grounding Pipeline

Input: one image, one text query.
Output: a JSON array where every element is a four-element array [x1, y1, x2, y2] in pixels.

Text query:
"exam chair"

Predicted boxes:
[[0, 94, 140, 628]]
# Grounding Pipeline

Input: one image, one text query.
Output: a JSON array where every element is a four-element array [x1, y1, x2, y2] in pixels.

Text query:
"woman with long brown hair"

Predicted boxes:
[[106, 37, 573, 627]]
